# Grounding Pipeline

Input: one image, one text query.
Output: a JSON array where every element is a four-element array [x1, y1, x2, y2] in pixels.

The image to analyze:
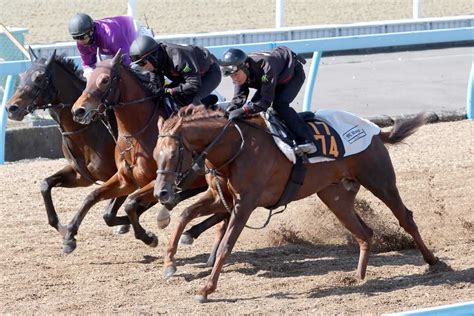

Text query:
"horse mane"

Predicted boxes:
[[53, 55, 84, 79], [162, 105, 225, 132], [121, 64, 160, 96]]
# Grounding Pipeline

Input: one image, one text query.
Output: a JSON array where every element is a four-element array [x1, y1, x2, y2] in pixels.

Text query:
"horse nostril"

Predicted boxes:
[[8, 104, 19, 113], [158, 190, 170, 202], [73, 107, 86, 118]]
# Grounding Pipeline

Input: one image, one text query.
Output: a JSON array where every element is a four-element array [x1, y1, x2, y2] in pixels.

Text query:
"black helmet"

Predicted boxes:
[[129, 35, 160, 64], [218, 48, 248, 76], [68, 13, 94, 37]]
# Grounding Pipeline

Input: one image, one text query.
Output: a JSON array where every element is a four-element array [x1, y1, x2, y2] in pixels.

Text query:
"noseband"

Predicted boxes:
[[20, 65, 58, 114]]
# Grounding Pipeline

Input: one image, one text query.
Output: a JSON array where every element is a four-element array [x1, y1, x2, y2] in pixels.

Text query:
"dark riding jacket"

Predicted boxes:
[[230, 46, 299, 113], [153, 42, 217, 105]]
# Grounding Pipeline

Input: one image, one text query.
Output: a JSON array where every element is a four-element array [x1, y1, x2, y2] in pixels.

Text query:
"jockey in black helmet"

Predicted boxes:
[[129, 35, 221, 107], [219, 46, 316, 155]]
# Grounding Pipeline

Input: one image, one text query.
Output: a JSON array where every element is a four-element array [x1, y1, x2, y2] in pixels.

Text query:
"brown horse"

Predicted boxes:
[[154, 105, 439, 303], [5, 50, 131, 235], [69, 51, 218, 255]]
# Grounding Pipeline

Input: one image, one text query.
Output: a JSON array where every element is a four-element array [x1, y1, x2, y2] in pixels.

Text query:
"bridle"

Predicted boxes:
[[19, 64, 58, 114], [82, 62, 161, 115], [82, 63, 122, 116], [156, 119, 245, 195], [157, 116, 287, 229]]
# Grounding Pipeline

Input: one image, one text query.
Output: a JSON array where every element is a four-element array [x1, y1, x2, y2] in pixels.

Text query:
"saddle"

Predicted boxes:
[[263, 108, 381, 164], [262, 108, 381, 210]]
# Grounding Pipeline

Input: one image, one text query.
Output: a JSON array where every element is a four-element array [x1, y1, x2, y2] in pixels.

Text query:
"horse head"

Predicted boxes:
[[153, 106, 231, 204], [72, 50, 124, 125], [6, 50, 57, 121], [154, 115, 187, 204]]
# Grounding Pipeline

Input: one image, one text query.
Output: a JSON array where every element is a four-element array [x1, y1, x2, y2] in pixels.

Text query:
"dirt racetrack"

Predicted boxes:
[[0, 119, 473, 314]]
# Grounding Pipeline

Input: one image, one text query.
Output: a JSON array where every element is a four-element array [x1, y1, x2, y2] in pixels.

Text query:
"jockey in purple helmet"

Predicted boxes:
[[68, 13, 152, 80]]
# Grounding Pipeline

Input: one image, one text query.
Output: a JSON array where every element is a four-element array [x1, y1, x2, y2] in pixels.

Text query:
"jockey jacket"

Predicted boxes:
[[230, 46, 299, 113], [153, 42, 217, 103], [76, 16, 138, 71]]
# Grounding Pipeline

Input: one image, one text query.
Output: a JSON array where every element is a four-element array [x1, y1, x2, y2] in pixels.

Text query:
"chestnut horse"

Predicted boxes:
[[154, 106, 439, 303], [70, 51, 219, 255], [5, 50, 132, 235]]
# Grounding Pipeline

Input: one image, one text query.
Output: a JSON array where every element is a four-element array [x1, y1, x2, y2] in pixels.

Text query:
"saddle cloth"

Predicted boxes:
[[263, 109, 381, 164]]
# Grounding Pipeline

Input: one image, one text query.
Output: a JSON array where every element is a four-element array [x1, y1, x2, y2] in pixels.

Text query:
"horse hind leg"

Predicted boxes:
[[368, 185, 437, 265], [317, 183, 373, 279], [355, 147, 438, 265]]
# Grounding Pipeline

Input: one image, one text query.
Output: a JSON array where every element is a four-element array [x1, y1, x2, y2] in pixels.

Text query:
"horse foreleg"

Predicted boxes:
[[124, 182, 159, 247], [204, 217, 229, 267], [317, 183, 373, 280], [40, 165, 91, 232], [62, 174, 136, 254], [102, 196, 131, 234], [195, 199, 254, 303], [163, 190, 224, 278], [180, 212, 229, 244]]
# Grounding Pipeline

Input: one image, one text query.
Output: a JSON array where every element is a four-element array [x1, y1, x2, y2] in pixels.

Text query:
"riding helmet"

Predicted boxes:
[[68, 13, 94, 36], [218, 48, 248, 76], [129, 35, 160, 63]]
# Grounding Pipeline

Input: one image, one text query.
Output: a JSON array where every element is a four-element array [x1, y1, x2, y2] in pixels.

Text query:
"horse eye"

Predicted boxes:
[[32, 71, 44, 83], [97, 76, 111, 91]]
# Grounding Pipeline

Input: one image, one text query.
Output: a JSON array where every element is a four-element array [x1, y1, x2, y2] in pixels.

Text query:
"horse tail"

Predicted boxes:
[[379, 112, 429, 144]]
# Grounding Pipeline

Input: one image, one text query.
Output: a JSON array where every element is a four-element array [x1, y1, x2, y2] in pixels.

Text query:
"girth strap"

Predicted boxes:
[[266, 156, 306, 210]]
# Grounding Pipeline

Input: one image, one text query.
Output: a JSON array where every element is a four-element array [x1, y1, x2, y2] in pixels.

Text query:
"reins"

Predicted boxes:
[[159, 115, 285, 230]]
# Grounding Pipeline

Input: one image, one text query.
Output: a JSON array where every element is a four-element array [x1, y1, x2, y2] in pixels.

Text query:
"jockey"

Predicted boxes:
[[68, 13, 152, 80], [129, 35, 221, 107], [218, 46, 317, 155]]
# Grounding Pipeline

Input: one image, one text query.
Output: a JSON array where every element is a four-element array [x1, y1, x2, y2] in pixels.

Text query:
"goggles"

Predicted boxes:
[[130, 56, 148, 67], [222, 65, 240, 77], [72, 33, 90, 41]]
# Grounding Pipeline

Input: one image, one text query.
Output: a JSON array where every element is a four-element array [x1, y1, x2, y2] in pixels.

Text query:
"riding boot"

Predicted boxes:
[[273, 104, 316, 155]]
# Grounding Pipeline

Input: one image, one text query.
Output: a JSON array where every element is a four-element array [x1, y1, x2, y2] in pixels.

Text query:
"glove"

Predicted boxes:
[[228, 107, 246, 121], [156, 87, 173, 98]]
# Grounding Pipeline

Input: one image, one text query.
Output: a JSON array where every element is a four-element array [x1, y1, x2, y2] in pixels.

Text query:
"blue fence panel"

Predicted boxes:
[[0, 27, 473, 163], [386, 301, 474, 316]]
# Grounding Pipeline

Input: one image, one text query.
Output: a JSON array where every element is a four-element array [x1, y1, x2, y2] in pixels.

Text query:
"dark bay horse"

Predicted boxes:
[[154, 106, 439, 303], [5, 50, 131, 236], [70, 51, 216, 255]]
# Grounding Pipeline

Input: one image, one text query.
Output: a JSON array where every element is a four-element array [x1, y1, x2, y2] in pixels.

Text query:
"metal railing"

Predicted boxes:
[[1, 25, 473, 164]]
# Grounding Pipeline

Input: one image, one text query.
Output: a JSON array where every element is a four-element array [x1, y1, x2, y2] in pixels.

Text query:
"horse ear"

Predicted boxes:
[[96, 48, 103, 61], [157, 116, 165, 132], [28, 46, 38, 61], [111, 49, 122, 65], [45, 49, 56, 67]]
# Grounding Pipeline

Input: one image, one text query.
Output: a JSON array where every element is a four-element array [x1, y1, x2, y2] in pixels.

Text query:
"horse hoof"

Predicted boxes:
[[427, 259, 452, 273], [194, 295, 208, 304], [157, 207, 171, 229], [163, 265, 177, 279], [146, 231, 158, 247], [179, 233, 194, 245], [113, 224, 130, 235], [63, 239, 77, 254]]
